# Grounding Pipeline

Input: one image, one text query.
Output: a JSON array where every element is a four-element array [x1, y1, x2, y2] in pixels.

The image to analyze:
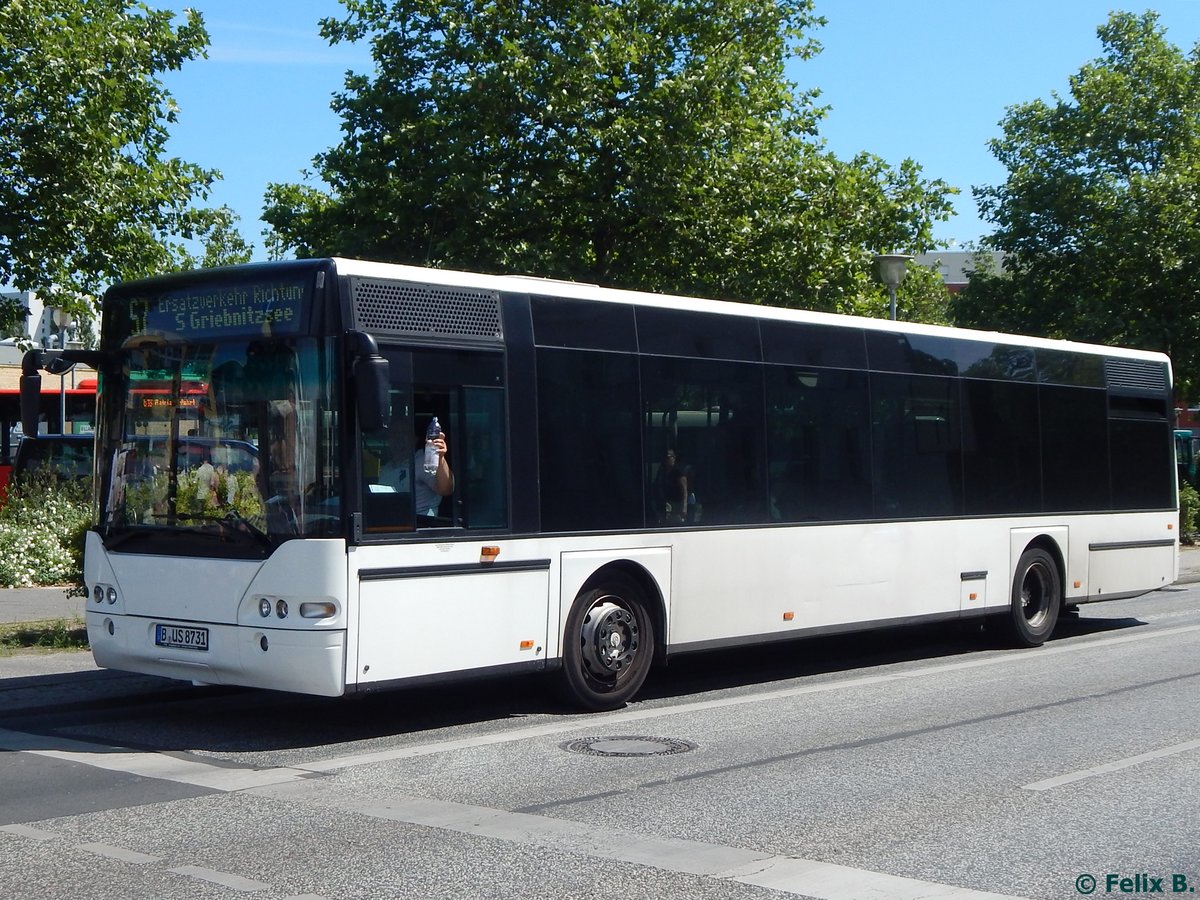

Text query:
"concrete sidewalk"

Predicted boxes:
[[0, 585, 85, 625]]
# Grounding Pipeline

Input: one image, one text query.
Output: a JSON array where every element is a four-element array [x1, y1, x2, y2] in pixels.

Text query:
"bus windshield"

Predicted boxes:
[[99, 336, 339, 552]]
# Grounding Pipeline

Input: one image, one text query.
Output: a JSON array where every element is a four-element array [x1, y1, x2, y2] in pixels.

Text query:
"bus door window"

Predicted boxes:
[[361, 348, 507, 534]]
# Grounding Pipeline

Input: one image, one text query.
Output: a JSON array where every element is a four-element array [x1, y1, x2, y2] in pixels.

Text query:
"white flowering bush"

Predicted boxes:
[[0, 473, 92, 588]]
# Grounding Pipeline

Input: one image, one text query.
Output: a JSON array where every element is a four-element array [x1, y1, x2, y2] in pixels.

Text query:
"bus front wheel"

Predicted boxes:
[[559, 575, 655, 711], [1007, 547, 1061, 647]]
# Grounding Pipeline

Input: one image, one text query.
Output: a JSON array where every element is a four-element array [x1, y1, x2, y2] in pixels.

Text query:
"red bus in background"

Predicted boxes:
[[0, 377, 98, 495]]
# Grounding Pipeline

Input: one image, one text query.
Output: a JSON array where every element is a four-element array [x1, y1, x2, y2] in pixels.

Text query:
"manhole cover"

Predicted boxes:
[[561, 736, 697, 757]]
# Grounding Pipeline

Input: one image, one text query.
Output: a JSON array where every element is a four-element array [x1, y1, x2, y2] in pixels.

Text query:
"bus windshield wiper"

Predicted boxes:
[[173, 511, 273, 547]]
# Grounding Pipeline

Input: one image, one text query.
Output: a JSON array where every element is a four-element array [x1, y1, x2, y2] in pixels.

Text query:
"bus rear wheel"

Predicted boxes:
[[1007, 547, 1061, 647], [559, 575, 654, 711]]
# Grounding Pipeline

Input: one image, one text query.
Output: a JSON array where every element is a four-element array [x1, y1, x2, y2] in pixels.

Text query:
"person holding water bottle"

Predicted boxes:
[[416, 415, 454, 517]]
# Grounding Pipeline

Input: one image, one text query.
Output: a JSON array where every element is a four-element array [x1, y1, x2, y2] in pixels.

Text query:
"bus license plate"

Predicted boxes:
[[154, 624, 209, 651]]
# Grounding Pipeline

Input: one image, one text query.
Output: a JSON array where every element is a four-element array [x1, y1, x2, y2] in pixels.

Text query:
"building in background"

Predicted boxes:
[[915, 251, 1006, 294]]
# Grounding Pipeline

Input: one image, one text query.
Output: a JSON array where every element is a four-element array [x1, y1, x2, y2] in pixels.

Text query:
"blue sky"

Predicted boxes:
[[163, 1, 1200, 259]]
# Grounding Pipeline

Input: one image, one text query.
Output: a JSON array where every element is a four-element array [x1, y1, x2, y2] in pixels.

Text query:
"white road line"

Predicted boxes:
[[0, 727, 312, 792], [1022, 737, 1200, 791], [0, 824, 58, 841], [167, 865, 273, 891], [78, 842, 160, 864], [720, 855, 1024, 899], [297, 623, 1200, 774], [284, 792, 1027, 900], [2, 827, 290, 894]]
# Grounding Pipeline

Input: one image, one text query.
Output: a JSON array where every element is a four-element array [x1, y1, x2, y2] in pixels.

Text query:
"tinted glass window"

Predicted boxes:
[[1110, 419, 1173, 510], [642, 357, 766, 525], [536, 349, 643, 531], [869, 334, 1039, 381], [961, 381, 1041, 514], [765, 367, 871, 521], [531, 296, 637, 352], [866, 332, 959, 376], [871, 373, 962, 517], [636, 307, 760, 361], [1040, 385, 1109, 511], [960, 344, 1036, 381], [1037, 350, 1105, 387], [760, 320, 867, 369]]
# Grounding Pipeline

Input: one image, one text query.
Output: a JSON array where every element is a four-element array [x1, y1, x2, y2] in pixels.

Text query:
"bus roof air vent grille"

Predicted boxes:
[[1105, 357, 1168, 393], [350, 278, 503, 343]]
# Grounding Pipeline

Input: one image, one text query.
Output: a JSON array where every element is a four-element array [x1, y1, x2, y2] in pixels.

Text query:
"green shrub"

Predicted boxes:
[[1181, 481, 1200, 545], [0, 472, 92, 588]]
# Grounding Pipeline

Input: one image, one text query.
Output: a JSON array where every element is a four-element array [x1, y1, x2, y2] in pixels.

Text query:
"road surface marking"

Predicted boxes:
[[1022, 737, 1200, 791], [167, 865, 273, 891], [268, 792, 1028, 900], [78, 842, 160, 864], [0, 727, 313, 791]]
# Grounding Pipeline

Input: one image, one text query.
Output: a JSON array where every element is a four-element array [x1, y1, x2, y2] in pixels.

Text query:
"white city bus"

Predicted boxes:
[[21, 258, 1178, 709]]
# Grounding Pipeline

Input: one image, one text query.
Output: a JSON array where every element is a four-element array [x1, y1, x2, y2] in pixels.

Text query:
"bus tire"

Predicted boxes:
[[1007, 547, 1061, 647], [558, 574, 654, 711]]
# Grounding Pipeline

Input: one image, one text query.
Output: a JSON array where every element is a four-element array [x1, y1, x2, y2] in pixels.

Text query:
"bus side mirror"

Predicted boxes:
[[19, 349, 44, 437], [20, 371, 42, 437], [347, 331, 390, 433], [355, 356, 390, 432], [20, 346, 110, 438]]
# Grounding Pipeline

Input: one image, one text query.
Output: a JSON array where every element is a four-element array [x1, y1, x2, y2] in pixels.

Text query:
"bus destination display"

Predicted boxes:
[[131, 279, 307, 339]]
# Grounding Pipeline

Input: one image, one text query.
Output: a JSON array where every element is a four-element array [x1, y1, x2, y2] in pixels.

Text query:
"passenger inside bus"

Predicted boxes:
[[376, 417, 454, 519]]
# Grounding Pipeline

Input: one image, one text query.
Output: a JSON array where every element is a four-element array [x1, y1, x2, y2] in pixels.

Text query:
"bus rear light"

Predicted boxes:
[[300, 601, 337, 619]]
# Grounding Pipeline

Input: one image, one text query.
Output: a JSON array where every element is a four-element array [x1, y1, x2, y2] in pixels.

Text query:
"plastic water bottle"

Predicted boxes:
[[423, 417, 440, 475]]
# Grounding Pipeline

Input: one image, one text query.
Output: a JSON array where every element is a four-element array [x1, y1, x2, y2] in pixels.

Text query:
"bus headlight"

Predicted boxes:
[[299, 601, 337, 619], [105, 586, 118, 605], [93, 585, 104, 604], [258, 597, 272, 618], [275, 599, 289, 619]]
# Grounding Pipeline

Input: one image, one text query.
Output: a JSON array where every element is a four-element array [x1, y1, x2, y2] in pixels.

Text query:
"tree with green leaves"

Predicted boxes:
[[0, 0, 248, 330], [265, 0, 953, 317], [954, 11, 1200, 392]]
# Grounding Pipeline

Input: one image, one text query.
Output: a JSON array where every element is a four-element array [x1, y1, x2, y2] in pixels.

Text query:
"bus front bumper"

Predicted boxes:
[[86, 612, 347, 697]]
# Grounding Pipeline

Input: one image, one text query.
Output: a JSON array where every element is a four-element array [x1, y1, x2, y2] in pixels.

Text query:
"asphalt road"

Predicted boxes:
[[1, 580, 1198, 900]]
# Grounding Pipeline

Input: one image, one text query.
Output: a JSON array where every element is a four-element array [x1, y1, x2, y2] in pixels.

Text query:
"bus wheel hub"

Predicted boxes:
[[582, 600, 638, 675]]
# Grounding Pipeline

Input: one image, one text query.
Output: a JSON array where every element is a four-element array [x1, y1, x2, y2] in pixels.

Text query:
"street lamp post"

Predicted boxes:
[[873, 253, 913, 321], [50, 308, 75, 434]]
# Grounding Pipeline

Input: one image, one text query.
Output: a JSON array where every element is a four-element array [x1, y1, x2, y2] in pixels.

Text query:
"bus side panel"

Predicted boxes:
[[664, 522, 971, 647], [663, 514, 1174, 649], [1087, 541, 1177, 599], [353, 545, 550, 685]]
